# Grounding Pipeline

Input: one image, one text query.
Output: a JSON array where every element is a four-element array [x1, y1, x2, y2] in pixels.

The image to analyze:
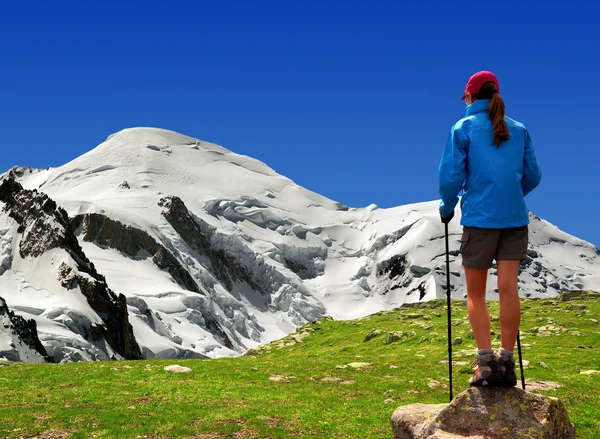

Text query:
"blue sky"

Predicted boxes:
[[1, 1, 599, 246]]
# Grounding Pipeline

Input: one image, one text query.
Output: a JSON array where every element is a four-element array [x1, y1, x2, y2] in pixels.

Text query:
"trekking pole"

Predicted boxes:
[[444, 222, 453, 402], [517, 330, 526, 390]]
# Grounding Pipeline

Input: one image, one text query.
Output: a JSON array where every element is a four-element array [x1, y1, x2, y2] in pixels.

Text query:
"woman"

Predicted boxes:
[[438, 71, 542, 387]]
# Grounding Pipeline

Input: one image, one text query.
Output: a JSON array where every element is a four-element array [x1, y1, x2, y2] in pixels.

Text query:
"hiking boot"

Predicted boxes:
[[497, 350, 517, 388], [469, 349, 502, 387]]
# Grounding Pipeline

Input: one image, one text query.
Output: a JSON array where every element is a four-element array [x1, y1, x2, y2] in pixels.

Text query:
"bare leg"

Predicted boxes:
[[464, 267, 491, 350], [497, 260, 521, 351]]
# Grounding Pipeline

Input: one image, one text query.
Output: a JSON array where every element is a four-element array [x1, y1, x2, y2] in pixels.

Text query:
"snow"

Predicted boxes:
[[3, 127, 600, 362]]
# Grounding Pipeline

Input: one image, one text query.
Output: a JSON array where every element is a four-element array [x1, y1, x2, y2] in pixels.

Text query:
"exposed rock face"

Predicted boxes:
[[73, 212, 202, 294], [391, 387, 575, 439], [0, 178, 142, 360], [0, 296, 51, 362], [159, 196, 264, 294]]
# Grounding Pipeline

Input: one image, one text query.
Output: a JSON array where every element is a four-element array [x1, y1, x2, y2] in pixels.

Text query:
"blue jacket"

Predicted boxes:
[[439, 99, 542, 228]]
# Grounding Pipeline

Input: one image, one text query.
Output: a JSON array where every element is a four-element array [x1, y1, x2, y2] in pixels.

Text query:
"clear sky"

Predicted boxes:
[[1, 1, 599, 246]]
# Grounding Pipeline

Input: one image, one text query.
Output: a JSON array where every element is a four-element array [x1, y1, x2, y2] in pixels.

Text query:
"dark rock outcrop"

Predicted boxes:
[[0, 296, 52, 362], [73, 213, 202, 294], [0, 178, 142, 360]]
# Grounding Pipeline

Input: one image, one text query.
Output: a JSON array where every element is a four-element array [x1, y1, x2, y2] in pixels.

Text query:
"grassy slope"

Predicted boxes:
[[0, 291, 599, 439]]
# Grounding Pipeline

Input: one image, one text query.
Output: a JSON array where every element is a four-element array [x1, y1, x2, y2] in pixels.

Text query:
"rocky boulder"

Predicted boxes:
[[391, 387, 575, 439]]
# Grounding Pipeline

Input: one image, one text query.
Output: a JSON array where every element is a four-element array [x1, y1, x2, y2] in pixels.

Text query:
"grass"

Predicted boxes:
[[1, 291, 599, 438]]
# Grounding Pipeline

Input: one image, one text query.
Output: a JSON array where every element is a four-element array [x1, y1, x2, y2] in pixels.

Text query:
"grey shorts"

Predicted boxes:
[[460, 226, 529, 269]]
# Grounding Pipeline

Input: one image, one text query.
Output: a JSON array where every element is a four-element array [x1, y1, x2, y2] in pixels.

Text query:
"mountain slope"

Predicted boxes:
[[1, 127, 599, 361]]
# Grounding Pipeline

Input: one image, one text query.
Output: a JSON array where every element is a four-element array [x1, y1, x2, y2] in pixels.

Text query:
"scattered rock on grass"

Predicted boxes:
[[346, 362, 372, 369], [526, 380, 561, 391], [164, 365, 192, 373], [364, 328, 384, 342]]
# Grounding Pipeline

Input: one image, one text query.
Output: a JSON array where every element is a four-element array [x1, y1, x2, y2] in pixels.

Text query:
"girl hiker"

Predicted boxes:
[[438, 71, 542, 387]]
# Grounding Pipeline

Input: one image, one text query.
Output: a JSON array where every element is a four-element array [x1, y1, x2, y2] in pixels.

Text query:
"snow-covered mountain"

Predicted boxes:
[[1, 127, 599, 362]]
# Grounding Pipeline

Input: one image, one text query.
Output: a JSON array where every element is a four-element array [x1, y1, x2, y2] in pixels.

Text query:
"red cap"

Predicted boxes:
[[462, 71, 499, 100]]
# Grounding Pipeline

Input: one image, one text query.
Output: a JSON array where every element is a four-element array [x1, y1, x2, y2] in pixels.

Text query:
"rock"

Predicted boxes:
[[439, 360, 468, 367], [527, 380, 561, 391], [538, 361, 548, 369], [321, 376, 342, 382], [559, 290, 600, 301], [453, 337, 462, 346], [364, 328, 384, 342], [346, 362, 372, 369], [385, 398, 396, 404], [410, 265, 432, 277], [590, 319, 599, 324], [164, 365, 192, 373], [391, 403, 448, 439], [387, 332, 404, 344], [566, 304, 586, 311], [580, 370, 600, 375], [391, 387, 575, 439], [427, 379, 443, 389]]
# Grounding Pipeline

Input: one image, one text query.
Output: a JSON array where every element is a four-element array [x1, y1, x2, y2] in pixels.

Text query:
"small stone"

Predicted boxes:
[[567, 304, 587, 311], [467, 331, 474, 339], [364, 328, 384, 342], [164, 365, 192, 373], [384, 398, 395, 404], [404, 314, 424, 319], [346, 362, 372, 369], [427, 379, 442, 388], [269, 375, 288, 381], [590, 319, 599, 324], [453, 337, 463, 346], [321, 376, 342, 382], [538, 361, 548, 369], [526, 380, 561, 391], [389, 364, 399, 369], [580, 370, 600, 375]]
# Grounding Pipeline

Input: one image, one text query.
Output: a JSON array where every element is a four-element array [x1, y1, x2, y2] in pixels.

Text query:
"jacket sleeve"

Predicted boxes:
[[521, 129, 542, 196], [439, 122, 469, 217]]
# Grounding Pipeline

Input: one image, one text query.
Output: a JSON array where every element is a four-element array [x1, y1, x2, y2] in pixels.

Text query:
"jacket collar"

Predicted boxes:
[[462, 99, 491, 118]]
